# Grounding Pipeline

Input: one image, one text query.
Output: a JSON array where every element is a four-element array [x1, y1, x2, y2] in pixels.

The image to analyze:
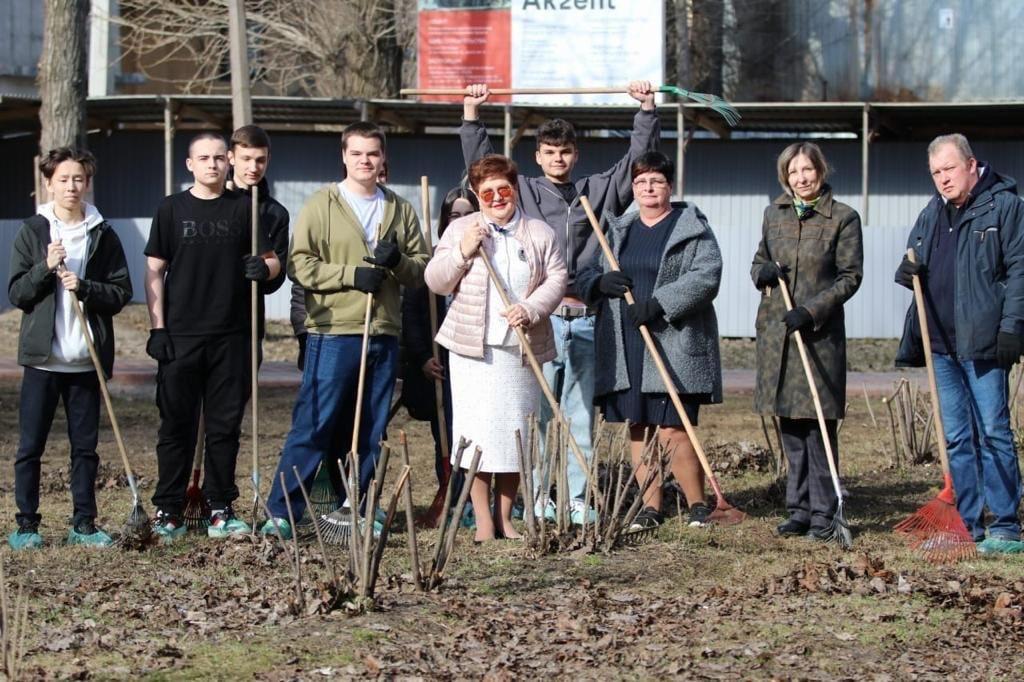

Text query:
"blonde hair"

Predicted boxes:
[[776, 142, 830, 196]]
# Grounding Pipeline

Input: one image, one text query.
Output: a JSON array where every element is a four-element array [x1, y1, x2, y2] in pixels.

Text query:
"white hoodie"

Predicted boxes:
[[34, 201, 104, 373]]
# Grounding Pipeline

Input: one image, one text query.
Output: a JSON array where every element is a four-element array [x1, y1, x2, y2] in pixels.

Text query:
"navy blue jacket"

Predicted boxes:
[[896, 169, 1024, 366]]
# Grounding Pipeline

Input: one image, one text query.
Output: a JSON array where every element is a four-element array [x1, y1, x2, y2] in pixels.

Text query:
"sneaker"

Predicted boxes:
[[152, 511, 187, 545], [208, 508, 252, 538], [688, 503, 712, 528], [977, 536, 1024, 555], [259, 517, 293, 541], [569, 498, 597, 525], [806, 527, 832, 543], [629, 506, 664, 532], [534, 498, 557, 522], [8, 524, 43, 551], [67, 519, 113, 547], [775, 518, 810, 537]]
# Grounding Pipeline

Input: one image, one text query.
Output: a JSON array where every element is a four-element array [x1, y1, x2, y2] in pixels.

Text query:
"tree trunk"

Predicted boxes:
[[38, 0, 89, 155]]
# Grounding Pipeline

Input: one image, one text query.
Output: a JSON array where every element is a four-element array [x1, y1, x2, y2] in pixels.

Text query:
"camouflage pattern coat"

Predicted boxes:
[[751, 187, 863, 419]]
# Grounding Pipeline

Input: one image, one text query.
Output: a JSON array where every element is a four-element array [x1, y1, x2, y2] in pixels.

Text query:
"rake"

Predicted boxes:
[[308, 461, 339, 518], [183, 411, 210, 529], [580, 197, 745, 525], [63, 275, 151, 547], [777, 277, 852, 550], [893, 249, 976, 563], [249, 185, 262, 526], [399, 85, 741, 126]]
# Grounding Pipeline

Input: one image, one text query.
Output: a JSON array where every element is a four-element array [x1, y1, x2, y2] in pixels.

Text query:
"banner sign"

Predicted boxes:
[[417, 0, 664, 105]]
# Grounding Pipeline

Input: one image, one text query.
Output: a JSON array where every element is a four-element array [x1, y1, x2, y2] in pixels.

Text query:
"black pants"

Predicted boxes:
[[153, 334, 250, 516], [15, 367, 100, 528], [780, 417, 839, 529]]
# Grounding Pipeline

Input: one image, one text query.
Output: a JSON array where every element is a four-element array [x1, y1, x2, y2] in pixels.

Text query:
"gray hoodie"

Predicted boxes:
[[460, 109, 660, 296]]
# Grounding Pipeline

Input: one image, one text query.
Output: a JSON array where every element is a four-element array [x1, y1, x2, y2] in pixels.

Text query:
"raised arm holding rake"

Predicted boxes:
[[751, 142, 863, 542], [460, 80, 658, 524]]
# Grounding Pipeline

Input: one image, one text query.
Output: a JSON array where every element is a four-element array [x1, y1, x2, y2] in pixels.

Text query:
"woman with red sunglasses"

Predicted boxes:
[[424, 154, 567, 542]]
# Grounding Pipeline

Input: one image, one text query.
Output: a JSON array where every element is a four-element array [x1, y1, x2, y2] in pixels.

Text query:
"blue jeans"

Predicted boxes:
[[932, 354, 1022, 541], [538, 314, 596, 500], [267, 333, 398, 520]]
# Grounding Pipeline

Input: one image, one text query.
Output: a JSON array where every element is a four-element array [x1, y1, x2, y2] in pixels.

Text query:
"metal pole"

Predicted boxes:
[[163, 97, 174, 196], [503, 104, 512, 157], [861, 103, 870, 225], [227, 0, 252, 129], [676, 103, 685, 200]]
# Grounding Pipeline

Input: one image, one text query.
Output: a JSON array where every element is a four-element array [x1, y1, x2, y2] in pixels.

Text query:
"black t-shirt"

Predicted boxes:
[[144, 189, 270, 336], [553, 181, 578, 206]]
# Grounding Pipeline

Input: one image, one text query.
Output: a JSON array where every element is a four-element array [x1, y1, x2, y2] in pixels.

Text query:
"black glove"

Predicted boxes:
[[296, 333, 307, 372], [783, 307, 813, 335], [894, 256, 925, 290], [754, 262, 789, 289], [146, 329, 175, 363], [597, 271, 633, 298], [352, 266, 386, 294], [243, 254, 270, 281], [363, 234, 401, 269], [627, 298, 664, 328], [996, 332, 1023, 369]]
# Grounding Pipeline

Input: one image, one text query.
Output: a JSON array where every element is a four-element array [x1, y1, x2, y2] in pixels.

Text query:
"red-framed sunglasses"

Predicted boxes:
[[478, 185, 514, 203]]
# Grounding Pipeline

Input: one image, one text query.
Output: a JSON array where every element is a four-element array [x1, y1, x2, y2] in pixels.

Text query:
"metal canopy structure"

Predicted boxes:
[[4, 94, 1024, 221]]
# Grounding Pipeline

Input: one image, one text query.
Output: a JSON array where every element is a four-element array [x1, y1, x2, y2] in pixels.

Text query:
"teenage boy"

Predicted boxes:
[[461, 81, 659, 522], [261, 122, 429, 538], [7, 147, 132, 549], [145, 132, 281, 542]]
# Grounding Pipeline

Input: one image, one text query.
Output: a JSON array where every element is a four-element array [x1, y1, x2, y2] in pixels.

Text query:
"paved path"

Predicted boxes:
[[0, 358, 924, 397]]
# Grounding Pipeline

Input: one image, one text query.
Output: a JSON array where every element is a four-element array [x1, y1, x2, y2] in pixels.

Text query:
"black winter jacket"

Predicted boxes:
[[897, 169, 1024, 366], [7, 215, 132, 378]]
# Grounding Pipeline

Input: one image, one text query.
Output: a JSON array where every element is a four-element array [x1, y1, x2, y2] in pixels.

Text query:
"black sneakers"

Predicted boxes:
[[629, 506, 664, 531], [688, 503, 712, 527], [776, 518, 810, 537]]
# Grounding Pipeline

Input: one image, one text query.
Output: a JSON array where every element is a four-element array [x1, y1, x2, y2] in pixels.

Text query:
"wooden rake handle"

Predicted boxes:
[[475, 246, 600, 502], [906, 248, 951, 475], [351, 223, 384, 458], [775, 277, 843, 500], [251, 184, 260, 494], [419, 177, 451, 465], [401, 86, 630, 97], [579, 196, 725, 499]]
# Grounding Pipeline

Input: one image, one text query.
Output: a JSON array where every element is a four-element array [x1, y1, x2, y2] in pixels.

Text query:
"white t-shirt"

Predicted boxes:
[[338, 182, 384, 247]]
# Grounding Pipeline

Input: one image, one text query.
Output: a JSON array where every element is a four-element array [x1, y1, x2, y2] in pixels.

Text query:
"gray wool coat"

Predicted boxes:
[[578, 204, 724, 403]]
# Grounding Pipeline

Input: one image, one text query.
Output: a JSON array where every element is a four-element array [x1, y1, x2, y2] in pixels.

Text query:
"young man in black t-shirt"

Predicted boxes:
[[144, 132, 280, 543]]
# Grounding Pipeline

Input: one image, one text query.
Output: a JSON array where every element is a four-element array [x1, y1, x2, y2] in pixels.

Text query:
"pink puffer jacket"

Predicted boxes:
[[425, 212, 567, 363]]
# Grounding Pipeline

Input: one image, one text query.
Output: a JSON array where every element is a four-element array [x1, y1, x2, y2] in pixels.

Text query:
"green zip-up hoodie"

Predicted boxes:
[[288, 183, 429, 336]]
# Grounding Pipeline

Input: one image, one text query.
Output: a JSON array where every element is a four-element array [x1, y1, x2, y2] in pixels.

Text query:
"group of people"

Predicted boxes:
[[7, 81, 1022, 555]]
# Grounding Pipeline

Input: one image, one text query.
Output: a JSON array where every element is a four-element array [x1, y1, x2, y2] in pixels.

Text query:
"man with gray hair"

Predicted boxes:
[[894, 133, 1024, 554]]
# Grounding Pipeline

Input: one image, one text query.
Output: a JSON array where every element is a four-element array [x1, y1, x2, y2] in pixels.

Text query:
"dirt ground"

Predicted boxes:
[[0, 371, 1022, 680]]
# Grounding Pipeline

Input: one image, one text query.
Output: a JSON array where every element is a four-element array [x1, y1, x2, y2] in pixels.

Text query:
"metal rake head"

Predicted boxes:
[[658, 85, 741, 126], [119, 504, 154, 550], [829, 511, 854, 550], [315, 509, 354, 547]]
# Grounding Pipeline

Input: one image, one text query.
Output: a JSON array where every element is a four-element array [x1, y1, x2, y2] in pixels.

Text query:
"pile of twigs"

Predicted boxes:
[[882, 378, 936, 469], [423, 438, 481, 590]]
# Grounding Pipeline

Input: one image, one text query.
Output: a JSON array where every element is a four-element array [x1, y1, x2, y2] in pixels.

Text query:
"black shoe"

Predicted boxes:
[[688, 503, 712, 527], [73, 519, 98, 535], [806, 527, 832, 542], [629, 506, 664, 531], [776, 519, 810, 537]]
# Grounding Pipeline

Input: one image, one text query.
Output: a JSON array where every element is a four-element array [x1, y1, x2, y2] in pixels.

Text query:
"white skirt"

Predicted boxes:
[[449, 344, 539, 473]]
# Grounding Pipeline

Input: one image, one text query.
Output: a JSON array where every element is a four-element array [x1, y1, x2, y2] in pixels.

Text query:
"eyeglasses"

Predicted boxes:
[[632, 178, 668, 189], [478, 185, 515, 203]]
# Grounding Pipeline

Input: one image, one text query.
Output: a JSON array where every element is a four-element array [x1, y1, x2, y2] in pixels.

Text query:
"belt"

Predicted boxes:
[[555, 304, 593, 319]]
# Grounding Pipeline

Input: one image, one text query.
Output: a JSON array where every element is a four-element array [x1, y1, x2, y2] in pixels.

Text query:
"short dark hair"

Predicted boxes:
[[230, 125, 271, 151], [536, 118, 576, 149], [188, 132, 227, 157], [38, 147, 97, 180], [631, 151, 674, 183], [469, 154, 518, 192], [342, 121, 387, 153]]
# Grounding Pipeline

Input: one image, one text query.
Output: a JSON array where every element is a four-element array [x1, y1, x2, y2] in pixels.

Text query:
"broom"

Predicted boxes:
[[893, 249, 976, 562], [580, 197, 745, 525], [183, 410, 210, 529], [400, 85, 741, 126], [776, 276, 852, 549], [63, 269, 151, 547]]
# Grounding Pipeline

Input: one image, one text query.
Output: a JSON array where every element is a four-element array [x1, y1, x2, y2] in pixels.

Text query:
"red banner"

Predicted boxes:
[[417, 8, 512, 103]]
